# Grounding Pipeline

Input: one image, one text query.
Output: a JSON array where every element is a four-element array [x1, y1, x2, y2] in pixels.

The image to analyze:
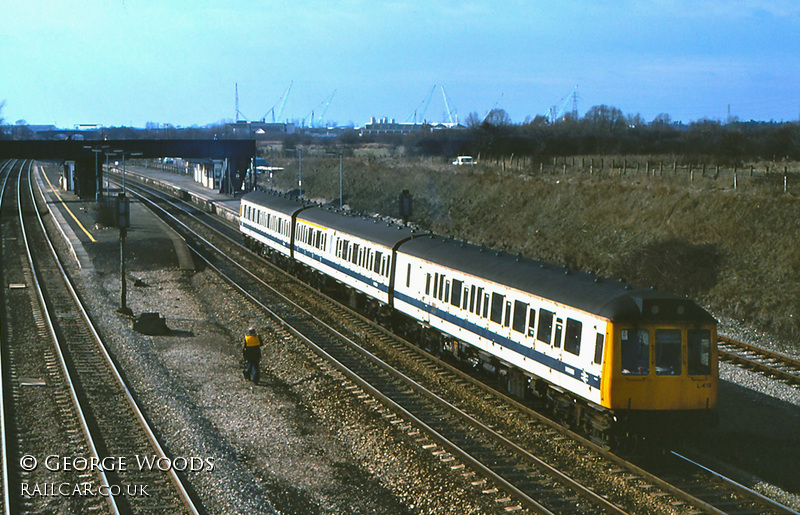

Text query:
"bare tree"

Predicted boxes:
[[483, 108, 512, 127]]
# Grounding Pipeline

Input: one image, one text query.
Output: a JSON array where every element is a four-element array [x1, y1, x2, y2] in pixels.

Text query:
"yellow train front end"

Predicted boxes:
[[599, 297, 718, 437]]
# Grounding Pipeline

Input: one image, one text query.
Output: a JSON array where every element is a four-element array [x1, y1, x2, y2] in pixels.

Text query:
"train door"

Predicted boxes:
[[553, 317, 564, 359]]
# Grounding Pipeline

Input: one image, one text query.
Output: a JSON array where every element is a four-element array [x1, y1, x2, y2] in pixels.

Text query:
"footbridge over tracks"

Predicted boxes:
[[0, 139, 256, 198]]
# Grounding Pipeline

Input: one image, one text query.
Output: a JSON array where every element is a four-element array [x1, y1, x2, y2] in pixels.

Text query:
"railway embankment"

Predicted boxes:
[[268, 153, 800, 353]]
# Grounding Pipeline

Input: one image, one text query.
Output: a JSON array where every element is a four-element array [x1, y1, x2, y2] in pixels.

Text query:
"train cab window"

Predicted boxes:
[[451, 280, 463, 307], [527, 308, 536, 337], [688, 329, 712, 376], [594, 333, 605, 364], [512, 301, 528, 333], [655, 329, 682, 375], [564, 318, 582, 356], [537, 309, 554, 344], [621, 329, 649, 375], [490, 293, 504, 324]]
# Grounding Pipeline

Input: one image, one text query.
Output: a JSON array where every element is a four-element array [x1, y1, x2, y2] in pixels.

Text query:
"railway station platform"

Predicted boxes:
[[34, 162, 195, 273], [109, 163, 242, 224]]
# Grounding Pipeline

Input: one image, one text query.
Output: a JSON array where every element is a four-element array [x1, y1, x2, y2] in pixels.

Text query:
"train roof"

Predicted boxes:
[[242, 189, 424, 249], [398, 236, 714, 324], [241, 190, 307, 217], [298, 205, 423, 249]]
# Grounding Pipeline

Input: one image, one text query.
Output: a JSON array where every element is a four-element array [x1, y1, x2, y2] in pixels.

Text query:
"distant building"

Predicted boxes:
[[359, 117, 464, 136], [360, 117, 426, 136], [224, 120, 295, 139]]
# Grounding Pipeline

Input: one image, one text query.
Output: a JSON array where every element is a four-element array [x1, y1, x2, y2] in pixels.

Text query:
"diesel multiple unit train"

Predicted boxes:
[[240, 189, 718, 441]]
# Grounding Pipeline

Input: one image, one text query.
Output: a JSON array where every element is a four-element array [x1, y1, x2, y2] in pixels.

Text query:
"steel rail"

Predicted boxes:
[[0, 159, 17, 515], [29, 164, 200, 515], [718, 335, 800, 386], [671, 451, 798, 514], [16, 160, 120, 514]]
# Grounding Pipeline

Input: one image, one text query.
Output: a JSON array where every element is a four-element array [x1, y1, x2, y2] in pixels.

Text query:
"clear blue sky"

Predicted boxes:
[[2, 0, 799, 128]]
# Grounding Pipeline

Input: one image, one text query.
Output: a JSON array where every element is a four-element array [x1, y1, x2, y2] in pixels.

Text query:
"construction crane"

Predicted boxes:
[[301, 89, 337, 128], [261, 81, 293, 123], [315, 89, 336, 127], [482, 93, 504, 123], [440, 85, 457, 126], [235, 83, 249, 122], [405, 85, 437, 124]]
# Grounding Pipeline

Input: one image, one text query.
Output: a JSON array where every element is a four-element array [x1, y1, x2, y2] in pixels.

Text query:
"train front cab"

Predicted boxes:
[[601, 320, 718, 433]]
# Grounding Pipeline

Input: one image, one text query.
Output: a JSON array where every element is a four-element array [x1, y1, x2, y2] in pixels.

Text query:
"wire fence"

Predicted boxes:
[[486, 155, 798, 195]]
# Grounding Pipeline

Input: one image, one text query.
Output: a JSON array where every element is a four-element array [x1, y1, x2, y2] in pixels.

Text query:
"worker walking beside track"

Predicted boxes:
[[243, 327, 262, 383]]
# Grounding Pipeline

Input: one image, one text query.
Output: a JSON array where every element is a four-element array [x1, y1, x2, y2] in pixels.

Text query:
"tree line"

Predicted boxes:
[[399, 106, 800, 165]]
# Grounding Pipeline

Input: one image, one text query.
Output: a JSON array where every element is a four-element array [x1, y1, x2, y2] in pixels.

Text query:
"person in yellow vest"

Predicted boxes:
[[243, 327, 262, 383]]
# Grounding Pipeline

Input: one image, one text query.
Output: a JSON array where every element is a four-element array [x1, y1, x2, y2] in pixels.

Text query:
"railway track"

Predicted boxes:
[[114, 170, 799, 514], [718, 335, 800, 386], [0, 160, 200, 514]]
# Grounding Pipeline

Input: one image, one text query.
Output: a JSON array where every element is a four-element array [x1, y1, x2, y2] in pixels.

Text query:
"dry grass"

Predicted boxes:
[[266, 149, 800, 345]]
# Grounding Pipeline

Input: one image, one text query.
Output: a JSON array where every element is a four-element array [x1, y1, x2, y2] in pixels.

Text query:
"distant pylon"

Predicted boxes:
[[571, 86, 579, 119], [235, 83, 240, 123]]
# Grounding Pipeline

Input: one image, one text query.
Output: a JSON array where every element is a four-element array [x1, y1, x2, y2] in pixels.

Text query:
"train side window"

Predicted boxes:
[[470, 286, 476, 313], [406, 263, 411, 287], [504, 301, 512, 327], [564, 318, 582, 356], [375, 251, 384, 274], [351, 244, 360, 264], [527, 308, 536, 337], [655, 329, 682, 375], [554, 320, 563, 348], [433, 273, 439, 298], [688, 329, 712, 376], [490, 293, 504, 324], [482, 292, 490, 318], [621, 329, 649, 375], [594, 333, 604, 364], [512, 301, 528, 333], [444, 280, 450, 303], [438, 275, 446, 301], [462, 287, 469, 310], [537, 309, 553, 344], [426, 274, 432, 295], [451, 279, 463, 307]]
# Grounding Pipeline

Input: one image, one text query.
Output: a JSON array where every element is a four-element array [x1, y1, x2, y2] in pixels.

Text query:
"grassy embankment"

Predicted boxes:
[[265, 146, 800, 345]]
